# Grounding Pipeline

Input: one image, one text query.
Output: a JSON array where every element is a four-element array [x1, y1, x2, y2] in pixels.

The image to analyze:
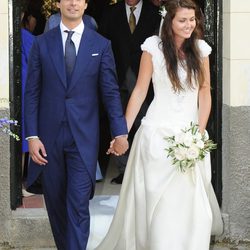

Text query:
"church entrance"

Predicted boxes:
[[9, 0, 223, 209]]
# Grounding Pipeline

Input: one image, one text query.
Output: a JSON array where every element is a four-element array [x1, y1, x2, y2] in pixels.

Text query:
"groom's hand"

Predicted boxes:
[[28, 138, 48, 166], [107, 135, 129, 156]]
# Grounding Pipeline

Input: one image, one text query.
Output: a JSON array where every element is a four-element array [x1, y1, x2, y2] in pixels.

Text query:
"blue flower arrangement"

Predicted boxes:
[[0, 117, 20, 141]]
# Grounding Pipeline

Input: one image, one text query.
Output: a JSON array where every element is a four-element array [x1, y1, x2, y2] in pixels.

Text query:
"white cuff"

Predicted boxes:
[[115, 134, 128, 139], [26, 136, 39, 141]]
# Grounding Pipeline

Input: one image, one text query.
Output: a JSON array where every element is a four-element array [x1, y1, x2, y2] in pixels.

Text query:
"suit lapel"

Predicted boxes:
[[120, 5, 132, 38], [133, 2, 147, 36], [68, 27, 93, 93], [48, 26, 67, 88]]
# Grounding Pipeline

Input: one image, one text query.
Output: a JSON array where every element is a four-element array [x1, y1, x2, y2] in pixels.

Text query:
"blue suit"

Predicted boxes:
[[24, 25, 127, 249]]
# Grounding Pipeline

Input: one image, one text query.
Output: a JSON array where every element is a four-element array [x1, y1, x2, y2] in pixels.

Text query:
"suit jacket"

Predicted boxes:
[[99, 0, 161, 86], [99, 0, 161, 134], [24, 25, 127, 196]]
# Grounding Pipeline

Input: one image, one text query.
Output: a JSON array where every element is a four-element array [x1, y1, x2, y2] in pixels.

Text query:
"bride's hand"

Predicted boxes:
[[106, 139, 118, 155], [199, 129, 205, 135], [199, 126, 205, 135], [106, 136, 129, 156]]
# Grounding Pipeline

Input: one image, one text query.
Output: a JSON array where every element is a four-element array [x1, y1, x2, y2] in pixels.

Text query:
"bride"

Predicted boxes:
[[96, 0, 223, 249]]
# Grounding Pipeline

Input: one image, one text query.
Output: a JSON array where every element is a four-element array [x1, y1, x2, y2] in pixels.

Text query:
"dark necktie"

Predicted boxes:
[[129, 6, 136, 33], [64, 30, 76, 83]]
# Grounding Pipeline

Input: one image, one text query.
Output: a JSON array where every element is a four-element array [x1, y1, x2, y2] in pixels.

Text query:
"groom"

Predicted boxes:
[[24, 0, 128, 249]]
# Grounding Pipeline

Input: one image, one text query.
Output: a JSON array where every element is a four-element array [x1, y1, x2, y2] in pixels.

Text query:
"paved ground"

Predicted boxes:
[[1, 158, 249, 250], [211, 242, 250, 250], [1, 242, 249, 250]]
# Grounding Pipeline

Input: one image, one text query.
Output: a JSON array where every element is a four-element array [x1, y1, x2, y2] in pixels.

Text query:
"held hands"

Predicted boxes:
[[28, 138, 48, 166], [107, 135, 129, 156]]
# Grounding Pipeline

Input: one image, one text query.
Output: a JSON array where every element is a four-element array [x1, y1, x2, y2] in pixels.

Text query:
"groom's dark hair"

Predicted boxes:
[[56, 0, 90, 2]]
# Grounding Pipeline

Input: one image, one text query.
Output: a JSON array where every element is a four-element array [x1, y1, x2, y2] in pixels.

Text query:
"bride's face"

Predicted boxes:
[[172, 7, 196, 43]]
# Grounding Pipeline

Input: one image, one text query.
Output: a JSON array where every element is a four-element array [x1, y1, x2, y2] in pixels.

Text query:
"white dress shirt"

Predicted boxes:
[[60, 21, 84, 55], [125, 0, 143, 25]]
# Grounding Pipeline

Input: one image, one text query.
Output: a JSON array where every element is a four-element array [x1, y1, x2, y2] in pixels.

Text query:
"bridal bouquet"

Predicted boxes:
[[164, 122, 216, 172], [0, 118, 20, 141]]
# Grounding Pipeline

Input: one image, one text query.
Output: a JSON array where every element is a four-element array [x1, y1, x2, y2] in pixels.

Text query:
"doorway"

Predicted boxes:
[[10, 0, 223, 209], [202, 0, 223, 205]]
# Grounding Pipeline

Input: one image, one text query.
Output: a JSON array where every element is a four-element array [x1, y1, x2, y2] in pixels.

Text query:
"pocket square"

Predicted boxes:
[[92, 53, 99, 56]]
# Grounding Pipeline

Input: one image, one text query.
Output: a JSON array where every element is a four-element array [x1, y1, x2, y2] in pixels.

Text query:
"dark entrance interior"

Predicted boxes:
[[10, 0, 222, 209]]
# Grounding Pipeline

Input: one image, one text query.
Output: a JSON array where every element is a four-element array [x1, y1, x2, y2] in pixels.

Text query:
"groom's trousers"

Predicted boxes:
[[41, 121, 92, 250]]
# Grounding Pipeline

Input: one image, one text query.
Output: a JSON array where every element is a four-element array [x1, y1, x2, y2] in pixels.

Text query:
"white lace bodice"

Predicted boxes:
[[141, 36, 212, 129]]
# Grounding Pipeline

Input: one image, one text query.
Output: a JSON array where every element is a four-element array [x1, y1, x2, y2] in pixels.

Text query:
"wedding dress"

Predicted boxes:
[[96, 36, 223, 250]]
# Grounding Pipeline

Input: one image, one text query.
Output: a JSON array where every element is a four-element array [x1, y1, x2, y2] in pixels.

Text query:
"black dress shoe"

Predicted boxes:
[[110, 173, 124, 184]]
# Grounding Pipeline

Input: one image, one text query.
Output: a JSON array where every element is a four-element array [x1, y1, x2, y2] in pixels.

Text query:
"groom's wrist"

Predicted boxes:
[[115, 134, 128, 139]]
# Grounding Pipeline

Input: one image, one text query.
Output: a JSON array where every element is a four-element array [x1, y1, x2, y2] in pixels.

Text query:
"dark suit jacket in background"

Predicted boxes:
[[99, 0, 161, 135]]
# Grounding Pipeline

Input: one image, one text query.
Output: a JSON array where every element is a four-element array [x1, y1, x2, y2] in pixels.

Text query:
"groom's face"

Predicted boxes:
[[57, 0, 88, 23]]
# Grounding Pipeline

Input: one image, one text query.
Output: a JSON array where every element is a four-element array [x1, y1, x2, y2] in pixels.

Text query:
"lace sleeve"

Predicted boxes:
[[197, 39, 212, 57], [141, 36, 159, 56]]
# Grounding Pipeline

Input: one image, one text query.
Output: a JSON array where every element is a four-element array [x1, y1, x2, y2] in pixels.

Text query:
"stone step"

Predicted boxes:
[[3, 195, 249, 249]]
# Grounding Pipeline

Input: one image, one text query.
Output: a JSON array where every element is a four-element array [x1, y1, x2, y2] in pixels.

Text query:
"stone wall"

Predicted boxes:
[[222, 0, 250, 242], [0, 0, 12, 244], [222, 105, 250, 242], [0, 109, 11, 244], [0, 108, 54, 248]]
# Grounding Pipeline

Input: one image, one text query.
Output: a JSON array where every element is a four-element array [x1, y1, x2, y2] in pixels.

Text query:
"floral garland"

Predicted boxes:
[[0, 118, 20, 141]]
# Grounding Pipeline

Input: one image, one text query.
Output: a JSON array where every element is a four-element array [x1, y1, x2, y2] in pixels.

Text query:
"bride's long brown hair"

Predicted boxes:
[[160, 0, 205, 92]]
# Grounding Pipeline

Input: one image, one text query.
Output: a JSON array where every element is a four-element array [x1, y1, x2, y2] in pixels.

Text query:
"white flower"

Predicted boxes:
[[174, 147, 187, 161], [194, 132, 202, 140], [183, 132, 194, 147], [174, 133, 185, 144], [159, 6, 167, 18], [203, 130, 209, 140], [186, 145, 199, 160], [164, 122, 216, 172], [196, 140, 205, 149]]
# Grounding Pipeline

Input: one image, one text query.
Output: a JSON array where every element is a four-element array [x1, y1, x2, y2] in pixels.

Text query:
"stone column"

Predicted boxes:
[[222, 0, 250, 242], [0, 0, 11, 245]]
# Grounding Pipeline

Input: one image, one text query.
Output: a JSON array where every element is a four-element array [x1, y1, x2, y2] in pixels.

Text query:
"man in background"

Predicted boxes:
[[99, 0, 161, 184]]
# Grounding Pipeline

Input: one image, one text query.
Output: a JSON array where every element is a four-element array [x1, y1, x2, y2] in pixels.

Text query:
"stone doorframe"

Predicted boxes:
[[8, 0, 223, 208]]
